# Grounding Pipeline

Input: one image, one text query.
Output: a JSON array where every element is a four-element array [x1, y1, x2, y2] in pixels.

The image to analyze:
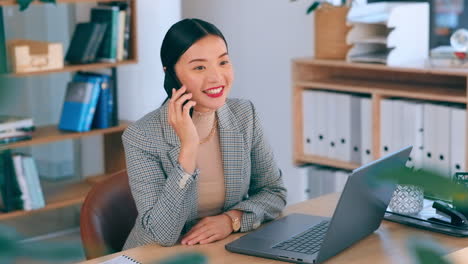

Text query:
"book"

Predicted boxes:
[[90, 74, 115, 129], [0, 115, 34, 133], [65, 22, 107, 64], [73, 74, 103, 131], [58, 76, 101, 132], [22, 155, 45, 210], [0, 150, 23, 212], [12, 154, 32, 210], [0, 8, 7, 73], [91, 6, 120, 62]]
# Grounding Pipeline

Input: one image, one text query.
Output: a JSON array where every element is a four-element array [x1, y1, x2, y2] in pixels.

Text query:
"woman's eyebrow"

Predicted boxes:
[[188, 52, 229, 64]]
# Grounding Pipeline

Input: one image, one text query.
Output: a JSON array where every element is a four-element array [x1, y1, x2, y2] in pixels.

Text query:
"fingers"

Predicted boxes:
[[185, 230, 213, 246], [168, 86, 195, 122], [199, 234, 220, 245], [181, 225, 208, 244]]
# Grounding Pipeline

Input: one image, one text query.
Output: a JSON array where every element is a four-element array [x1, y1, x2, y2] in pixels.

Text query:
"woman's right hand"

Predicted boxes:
[[168, 86, 199, 173]]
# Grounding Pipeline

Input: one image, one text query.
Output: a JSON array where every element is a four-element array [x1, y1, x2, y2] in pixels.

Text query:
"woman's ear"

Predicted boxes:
[[163, 66, 167, 72]]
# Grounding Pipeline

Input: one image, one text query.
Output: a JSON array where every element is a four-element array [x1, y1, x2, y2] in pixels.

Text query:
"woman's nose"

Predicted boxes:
[[207, 67, 222, 82]]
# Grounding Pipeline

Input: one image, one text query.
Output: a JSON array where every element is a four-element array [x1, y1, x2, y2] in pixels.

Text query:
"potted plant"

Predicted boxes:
[[291, 0, 353, 60]]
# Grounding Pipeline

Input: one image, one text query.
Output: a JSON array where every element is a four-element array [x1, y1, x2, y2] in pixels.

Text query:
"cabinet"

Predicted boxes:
[[0, 0, 137, 221], [292, 58, 468, 171]]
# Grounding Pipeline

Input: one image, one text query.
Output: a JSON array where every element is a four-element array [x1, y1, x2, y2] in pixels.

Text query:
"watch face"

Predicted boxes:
[[233, 219, 241, 231]]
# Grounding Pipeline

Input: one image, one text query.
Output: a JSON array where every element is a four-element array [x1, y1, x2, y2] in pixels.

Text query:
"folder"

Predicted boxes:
[[360, 97, 373, 164], [423, 103, 451, 177], [326, 92, 338, 159], [450, 106, 466, 177], [302, 90, 315, 155], [391, 100, 405, 152], [402, 100, 424, 169], [315, 91, 328, 157], [335, 93, 350, 161], [381, 99, 393, 157]]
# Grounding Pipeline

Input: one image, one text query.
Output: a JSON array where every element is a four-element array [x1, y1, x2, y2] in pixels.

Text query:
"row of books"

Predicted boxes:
[[0, 150, 45, 212], [302, 91, 466, 178], [0, 115, 34, 145], [59, 72, 117, 132], [65, 2, 131, 64]]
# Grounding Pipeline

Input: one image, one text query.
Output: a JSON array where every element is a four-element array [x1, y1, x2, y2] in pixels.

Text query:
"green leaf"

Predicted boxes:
[[18, 241, 83, 261], [157, 252, 208, 264], [306, 2, 321, 14], [406, 236, 452, 264], [17, 0, 34, 11], [40, 0, 57, 4]]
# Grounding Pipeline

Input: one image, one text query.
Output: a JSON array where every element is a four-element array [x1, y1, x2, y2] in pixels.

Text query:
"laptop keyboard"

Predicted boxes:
[[272, 220, 330, 255]]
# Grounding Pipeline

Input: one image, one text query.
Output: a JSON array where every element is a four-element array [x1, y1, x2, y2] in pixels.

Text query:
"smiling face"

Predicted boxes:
[[174, 35, 234, 112]]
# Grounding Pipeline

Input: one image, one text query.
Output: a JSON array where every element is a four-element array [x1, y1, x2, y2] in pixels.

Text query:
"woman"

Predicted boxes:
[[122, 18, 287, 249]]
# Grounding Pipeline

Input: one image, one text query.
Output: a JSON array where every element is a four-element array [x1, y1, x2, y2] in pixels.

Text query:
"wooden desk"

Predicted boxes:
[[79, 193, 468, 264]]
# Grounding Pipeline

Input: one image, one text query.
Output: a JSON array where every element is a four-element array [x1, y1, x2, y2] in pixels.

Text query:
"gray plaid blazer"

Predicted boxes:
[[122, 98, 287, 249]]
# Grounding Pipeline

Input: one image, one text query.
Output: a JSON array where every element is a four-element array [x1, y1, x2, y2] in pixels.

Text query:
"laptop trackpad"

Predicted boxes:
[[250, 213, 329, 241]]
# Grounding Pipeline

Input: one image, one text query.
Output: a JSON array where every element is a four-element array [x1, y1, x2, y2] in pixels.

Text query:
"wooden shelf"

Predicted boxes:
[[0, 173, 115, 221], [0, 0, 127, 6], [293, 57, 468, 77], [7, 60, 137, 77], [296, 78, 467, 103], [0, 121, 130, 150], [295, 154, 360, 171]]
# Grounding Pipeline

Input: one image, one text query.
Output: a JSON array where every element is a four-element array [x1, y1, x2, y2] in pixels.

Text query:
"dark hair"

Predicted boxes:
[[160, 18, 228, 101]]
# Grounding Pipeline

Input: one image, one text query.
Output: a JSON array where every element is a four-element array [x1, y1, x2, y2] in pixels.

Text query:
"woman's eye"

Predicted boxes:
[[194, 65, 205, 71], [220, 60, 230, 66]]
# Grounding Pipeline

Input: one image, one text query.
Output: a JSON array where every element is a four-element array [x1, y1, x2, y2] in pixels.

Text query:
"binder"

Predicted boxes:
[[302, 90, 315, 155], [391, 100, 405, 153], [360, 97, 373, 164], [434, 104, 451, 177], [335, 94, 361, 163], [380, 99, 393, 157], [423, 103, 451, 177], [450, 106, 466, 177], [349, 95, 362, 164], [335, 93, 350, 161], [295, 166, 311, 203], [315, 91, 328, 157], [402, 100, 424, 169], [334, 170, 349, 193], [326, 92, 338, 159]]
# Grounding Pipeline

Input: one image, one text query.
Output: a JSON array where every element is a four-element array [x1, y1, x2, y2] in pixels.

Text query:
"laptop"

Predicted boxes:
[[226, 146, 412, 264]]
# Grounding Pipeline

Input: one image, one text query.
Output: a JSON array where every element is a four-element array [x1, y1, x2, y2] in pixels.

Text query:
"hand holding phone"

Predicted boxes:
[[168, 86, 199, 173]]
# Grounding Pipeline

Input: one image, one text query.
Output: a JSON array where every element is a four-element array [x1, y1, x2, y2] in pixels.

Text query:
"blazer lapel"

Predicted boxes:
[[217, 103, 245, 209]]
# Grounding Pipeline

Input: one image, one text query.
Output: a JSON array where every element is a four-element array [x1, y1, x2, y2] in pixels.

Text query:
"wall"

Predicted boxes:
[[182, 0, 314, 204]]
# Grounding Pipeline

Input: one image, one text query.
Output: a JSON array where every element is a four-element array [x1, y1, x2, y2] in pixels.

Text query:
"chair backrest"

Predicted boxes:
[[80, 169, 137, 260]]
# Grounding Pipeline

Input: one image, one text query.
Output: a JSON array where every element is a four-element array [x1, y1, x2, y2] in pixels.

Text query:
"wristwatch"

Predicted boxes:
[[224, 211, 241, 232]]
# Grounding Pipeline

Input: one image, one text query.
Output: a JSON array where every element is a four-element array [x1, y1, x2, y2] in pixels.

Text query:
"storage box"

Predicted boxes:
[[7, 39, 64, 73], [314, 4, 352, 60]]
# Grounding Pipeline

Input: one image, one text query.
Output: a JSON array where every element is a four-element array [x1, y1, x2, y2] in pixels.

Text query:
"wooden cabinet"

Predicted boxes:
[[292, 58, 468, 171], [0, 0, 137, 221]]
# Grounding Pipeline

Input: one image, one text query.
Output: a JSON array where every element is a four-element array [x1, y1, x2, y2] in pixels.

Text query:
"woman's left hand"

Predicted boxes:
[[181, 214, 232, 245]]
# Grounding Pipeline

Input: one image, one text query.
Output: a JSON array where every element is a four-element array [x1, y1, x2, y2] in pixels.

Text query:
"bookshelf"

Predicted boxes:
[[292, 58, 468, 170], [0, 0, 138, 221]]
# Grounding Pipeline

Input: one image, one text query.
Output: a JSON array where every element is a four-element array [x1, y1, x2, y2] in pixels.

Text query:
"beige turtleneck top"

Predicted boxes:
[[192, 110, 225, 218]]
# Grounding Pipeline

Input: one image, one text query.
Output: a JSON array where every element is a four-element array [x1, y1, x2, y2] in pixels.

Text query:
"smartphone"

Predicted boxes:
[[165, 68, 193, 117]]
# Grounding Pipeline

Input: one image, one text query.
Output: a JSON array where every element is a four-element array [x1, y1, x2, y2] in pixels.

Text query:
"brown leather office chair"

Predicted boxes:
[[80, 169, 138, 260]]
